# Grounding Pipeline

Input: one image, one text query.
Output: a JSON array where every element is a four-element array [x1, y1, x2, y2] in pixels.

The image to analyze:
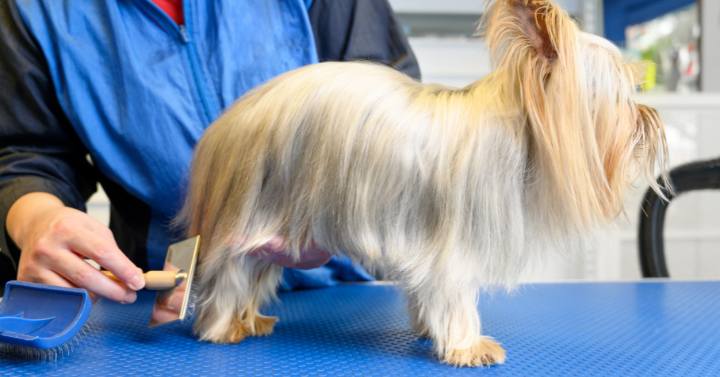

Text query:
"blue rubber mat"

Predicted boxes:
[[1, 281, 719, 376]]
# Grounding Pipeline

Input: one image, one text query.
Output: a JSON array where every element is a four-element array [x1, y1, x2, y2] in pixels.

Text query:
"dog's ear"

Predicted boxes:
[[483, 0, 571, 68], [634, 103, 671, 197], [508, 0, 558, 61]]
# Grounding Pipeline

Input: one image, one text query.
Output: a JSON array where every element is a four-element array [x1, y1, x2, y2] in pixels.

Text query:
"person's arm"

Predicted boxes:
[[0, 0, 144, 300], [309, 0, 421, 80]]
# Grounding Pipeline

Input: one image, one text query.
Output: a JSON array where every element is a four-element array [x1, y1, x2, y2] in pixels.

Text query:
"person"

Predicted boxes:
[[0, 0, 420, 301]]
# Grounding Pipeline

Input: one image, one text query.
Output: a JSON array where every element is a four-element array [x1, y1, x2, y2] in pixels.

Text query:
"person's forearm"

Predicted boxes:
[[7, 192, 66, 249]]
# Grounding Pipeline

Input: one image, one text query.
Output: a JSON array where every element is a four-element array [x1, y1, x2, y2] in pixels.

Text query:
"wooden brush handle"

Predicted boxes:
[[101, 270, 181, 290]]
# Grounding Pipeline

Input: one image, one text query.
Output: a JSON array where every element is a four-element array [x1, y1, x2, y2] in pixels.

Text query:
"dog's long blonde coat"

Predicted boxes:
[[181, 0, 667, 367]]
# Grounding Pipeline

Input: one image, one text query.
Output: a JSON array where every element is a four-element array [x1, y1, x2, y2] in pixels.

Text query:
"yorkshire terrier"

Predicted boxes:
[[179, 0, 668, 367]]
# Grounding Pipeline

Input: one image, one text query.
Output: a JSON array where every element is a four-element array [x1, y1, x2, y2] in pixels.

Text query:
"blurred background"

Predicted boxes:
[[87, 0, 720, 282]]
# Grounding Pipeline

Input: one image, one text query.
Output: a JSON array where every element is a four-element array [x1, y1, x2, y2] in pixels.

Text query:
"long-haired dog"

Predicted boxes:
[[178, 0, 668, 367]]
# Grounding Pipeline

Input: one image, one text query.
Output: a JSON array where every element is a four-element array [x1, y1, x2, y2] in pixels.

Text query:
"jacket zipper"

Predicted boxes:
[[139, 0, 220, 125], [179, 0, 221, 124]]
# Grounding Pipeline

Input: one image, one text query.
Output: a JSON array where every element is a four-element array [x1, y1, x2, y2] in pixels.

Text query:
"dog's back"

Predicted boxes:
[[184, 62, 529, 283]]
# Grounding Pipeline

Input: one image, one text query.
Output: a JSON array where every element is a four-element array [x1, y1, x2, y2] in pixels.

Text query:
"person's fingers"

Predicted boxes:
[[17, 250, 72, 285], [46, 248, 137, 303], [42, 210, 143, 291], [35, 269, 75, 288], [17, 263, 104, 302], [151, 306, 181, 324], [12, 205, 141, 302], [66, 227, 145, 291], [47, 270, 100, 302], [166, 287, 186, 311]]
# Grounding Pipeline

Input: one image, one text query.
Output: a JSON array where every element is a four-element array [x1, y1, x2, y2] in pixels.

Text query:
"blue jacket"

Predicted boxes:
[[0, 0, 419, 288]]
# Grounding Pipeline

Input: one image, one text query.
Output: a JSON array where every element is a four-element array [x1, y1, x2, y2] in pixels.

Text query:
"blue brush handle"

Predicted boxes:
[[0, 281, 92, 349], [0, 315, 54, 340]]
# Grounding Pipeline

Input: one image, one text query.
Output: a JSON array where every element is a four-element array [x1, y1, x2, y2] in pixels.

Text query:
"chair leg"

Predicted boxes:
[[638, 157, 720, 278]]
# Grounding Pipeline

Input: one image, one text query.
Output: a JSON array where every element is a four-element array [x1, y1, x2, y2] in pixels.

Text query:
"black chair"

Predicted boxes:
[[638, 157, 720, 277]]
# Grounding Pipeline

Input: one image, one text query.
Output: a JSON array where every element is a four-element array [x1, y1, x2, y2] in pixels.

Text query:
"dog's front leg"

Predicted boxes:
[[411, 280, 506, 367], [193, 252, 282, 343]]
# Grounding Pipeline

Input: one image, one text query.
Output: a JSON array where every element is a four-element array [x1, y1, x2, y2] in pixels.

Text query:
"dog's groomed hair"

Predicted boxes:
[[178, 0, 669, 367]]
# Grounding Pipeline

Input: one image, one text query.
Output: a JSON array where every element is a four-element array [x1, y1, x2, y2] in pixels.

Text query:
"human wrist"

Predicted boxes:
[[6, 192, 65, 249]]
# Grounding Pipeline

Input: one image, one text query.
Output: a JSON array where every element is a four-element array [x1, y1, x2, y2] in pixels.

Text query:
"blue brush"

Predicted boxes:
[[0, 280, 92, 351], [0, 237, 199, 361]]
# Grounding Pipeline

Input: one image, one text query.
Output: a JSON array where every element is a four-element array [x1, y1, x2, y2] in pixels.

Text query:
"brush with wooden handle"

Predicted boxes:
[[101, 270, 189, 290], [102, 236, 199, 327]]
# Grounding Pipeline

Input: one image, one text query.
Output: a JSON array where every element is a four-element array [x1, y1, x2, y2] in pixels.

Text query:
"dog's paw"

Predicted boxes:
[[224, 314, 278, 342], [195, 319, 248, 344], [251, 314, 278, 336], [200, 314, 278, 344], [218, 317, 251, 343], [443, 337, 506, 367]]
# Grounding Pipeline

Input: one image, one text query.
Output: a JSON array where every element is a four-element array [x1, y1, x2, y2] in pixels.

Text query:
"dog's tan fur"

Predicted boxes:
[[445, 337, 507, 367], [221, 310, 278, 343], [178, 0, 668, 367]]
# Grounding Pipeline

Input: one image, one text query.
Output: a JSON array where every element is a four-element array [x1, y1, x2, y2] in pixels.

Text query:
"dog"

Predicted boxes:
[[178, 0, 668, 367]]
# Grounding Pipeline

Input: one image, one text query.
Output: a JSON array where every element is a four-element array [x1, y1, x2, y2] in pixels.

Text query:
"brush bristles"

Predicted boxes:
[[0, 322, 96, 362]]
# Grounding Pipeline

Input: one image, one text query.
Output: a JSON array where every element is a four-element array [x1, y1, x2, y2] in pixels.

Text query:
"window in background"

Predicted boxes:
[[625, 4, 701, 93], [389, 0, 595, 87], [395, 13, 480, 38]]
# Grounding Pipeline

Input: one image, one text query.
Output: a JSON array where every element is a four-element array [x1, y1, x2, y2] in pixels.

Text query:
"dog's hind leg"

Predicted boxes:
[[193, 251, 283, 343], [407, 273, 506, 367]]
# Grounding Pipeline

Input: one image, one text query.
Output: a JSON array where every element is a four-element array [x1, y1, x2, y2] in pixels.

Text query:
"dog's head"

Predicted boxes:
[[482, 0, 669, 227]]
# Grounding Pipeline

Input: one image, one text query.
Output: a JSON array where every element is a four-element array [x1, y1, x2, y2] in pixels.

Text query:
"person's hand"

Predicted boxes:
[[7, 192, 145, 303], [250, 236, 331, 269]]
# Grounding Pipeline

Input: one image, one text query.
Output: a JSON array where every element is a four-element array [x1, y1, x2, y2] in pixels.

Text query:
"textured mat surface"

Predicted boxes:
[[1, 281, 719, 376]]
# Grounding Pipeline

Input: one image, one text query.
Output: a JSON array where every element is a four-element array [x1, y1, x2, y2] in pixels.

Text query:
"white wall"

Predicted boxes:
[[389, 0, 582, 15], [389, 0, 484, 14], [411, 37, 489, 87], [701, 0, 720, 91], [591, 95, 720, 281]]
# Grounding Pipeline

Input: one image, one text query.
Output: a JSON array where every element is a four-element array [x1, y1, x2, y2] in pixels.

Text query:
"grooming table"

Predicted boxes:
[[2, 281, 719, 376]]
